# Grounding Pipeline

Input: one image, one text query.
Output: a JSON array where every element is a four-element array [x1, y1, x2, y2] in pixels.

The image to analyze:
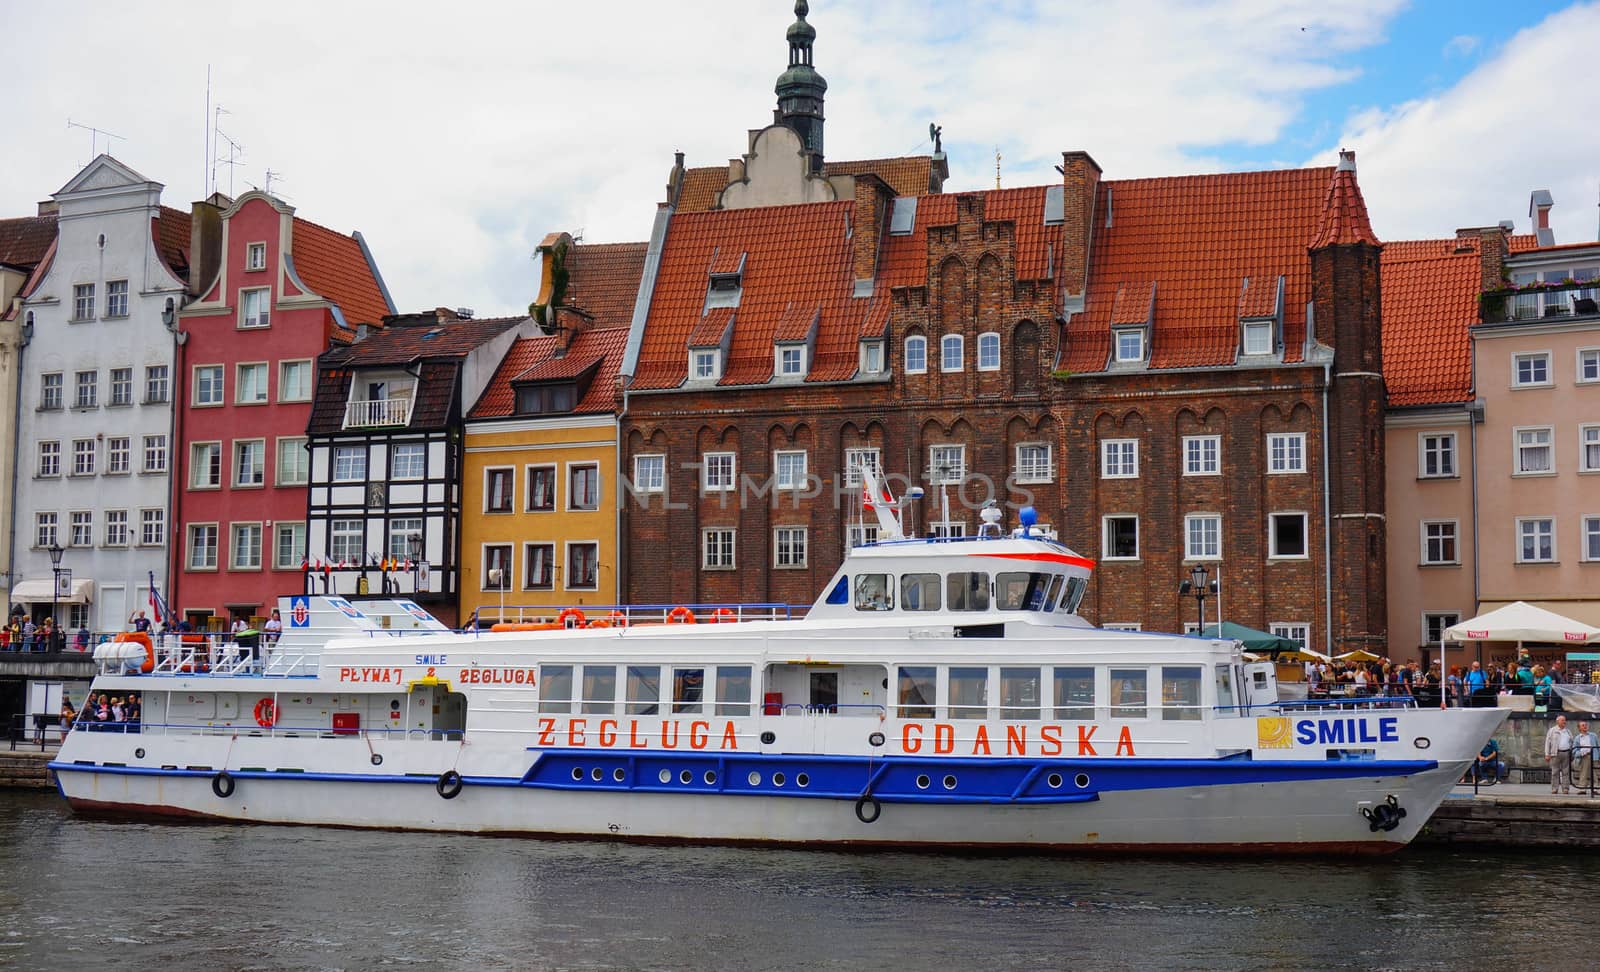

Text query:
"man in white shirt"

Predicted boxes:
[[1572, 720, 1599, 795], [1546, 714, 1575, 794]]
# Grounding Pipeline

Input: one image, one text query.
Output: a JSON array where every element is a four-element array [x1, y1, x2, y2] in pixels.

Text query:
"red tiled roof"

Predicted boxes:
[[877, 186, 1061, 292], [1064, 167, 1336, 372], [709, 248, 746, 275], [153, 206, 191, 281], [291, 217, 391, 326], [563, 242, 646, 328], [676, 156, 937, 214], [0, 215, 56, 270], [1238, 274, 1279, 318], [773, 302, 819, 341], [328, 315, 525, 366], [688, 307, 736, 347], [1310, 162, 1379, 248], [469, 326, 629, 419], [1382, 233, 1540, 407], [1109, 282, 1156, 325]]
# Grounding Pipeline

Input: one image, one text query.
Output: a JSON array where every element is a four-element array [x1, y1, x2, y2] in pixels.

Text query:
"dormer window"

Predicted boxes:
[[776, 345, 805, 378], [704, 254, 747, 311], [690, 348, 721, 381], [1242, 320, 1273, 356], [515, 382, 578, 415], [1114, 328, 1144, 362], [859, 340, 884, 374]]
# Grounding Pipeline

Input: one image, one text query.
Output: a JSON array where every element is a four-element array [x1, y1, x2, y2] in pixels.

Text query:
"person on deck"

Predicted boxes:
[[1572, 721, 1599, 794], [1546, 714, 1575, 794]]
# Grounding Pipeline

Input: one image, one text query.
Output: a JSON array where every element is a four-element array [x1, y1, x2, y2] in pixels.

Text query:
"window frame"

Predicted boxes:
[[1182, 434, 1220, 476], [774, 526, 808, 568], [139, 508, 165, 547], [1113, 328, 1144, 362], [109, 367, 134, 407], [773, 450, 808, 490], [1583, 515, 1600, 563], [928, 444, 966, 485], [859, 340, 884, 374], [484, 466, 515, 513], [567, 462, 601, 512], [144, 365, 169, 404], [1512, 350, 1553, 389], [1579, 423, 1600, 474], [481, 544, 514, 591], [278, 360, 313, 403], [689, 348, 720, 381], [332, 446, 368, 483], [193, 364, 225, 407], [1100, 438, 1138, 479], [39, 372, 62, 410], [1516, 516, 1556, 564], [274, 522, 307, 570], [187, 523, 219, 571], [37, 440, 60, 478], [245, 241, 267, 271], [142, 435, 168, 474], [35, 512, 58, 549], [844, 447, 881, 488], [74, 370, 98, 409], [1242, 319, 1273, 356], [523, 542, 556, 590], [702, 452, 736, 492], [1579, 347, 1600, 385], [526, 463, 557, 512], [564, 541, 600, 591], [904, 335, 927, 374], [329, 519, 365, 564], [105, 279, 129, 318], [632, 454, 665, 493], [1266, 432, 1307, 474], [233, 438, 266, 488], [390, 442, 426, 480], [702, 528, 736, 570], [1419, 432, 1458, 479], [1513, 425, 1555, 476], [1184, 513, 1222, 561], [70, 438, 96, 477], [977, 331, 1001, 371], [1420, 519, 1459, 566], [235, 362, 269, 405], [103, 509, 129, 548], [69, 510, 93, 547], [239, 286, 272, 329], [1268, 511, 1310, 560], [72, 283, 96, 322], [940, 334, 964, 373], [189, 441, 221, 489], [106, 436, 131, 475], [230, 522, 264, 571], [1102, 514, 1140, 561], [775, 344, 806, 378], [1014, 442, 1053, 484]]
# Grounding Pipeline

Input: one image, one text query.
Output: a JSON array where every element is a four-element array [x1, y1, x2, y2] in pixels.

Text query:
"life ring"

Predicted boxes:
[[115, 631, 156, 673], [854, 795, 882, 824], [587, 618, 611, 629], [557, 608, 587, 629], [253, 697, 278, 727], [607, 610, 629, 629], [667, 606, 696, 625], [436, 769, 464, 799], [711, 607, 737, 623], [490, 622, 563, 632], [212, 771, 236, 798]]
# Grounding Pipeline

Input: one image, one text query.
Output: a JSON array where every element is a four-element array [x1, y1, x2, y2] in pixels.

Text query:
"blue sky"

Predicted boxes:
[[2, 0, 1597, 314]]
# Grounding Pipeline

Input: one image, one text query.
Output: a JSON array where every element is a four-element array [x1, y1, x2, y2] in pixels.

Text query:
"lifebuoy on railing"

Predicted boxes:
[[712, 607, 737, 623], [587, 618, 611, 629], [557, 608, 587, 629], [667, 606, 696, 625], [114, 631, 155, 673], [253, 697, 278, 728], [608, 610, 630, 629]]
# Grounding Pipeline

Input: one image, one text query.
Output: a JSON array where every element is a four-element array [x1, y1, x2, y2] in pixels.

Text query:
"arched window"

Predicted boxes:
[[941, 334, 964, 372], [904, 335, 927, 374], [977, 332, 1000, 371]]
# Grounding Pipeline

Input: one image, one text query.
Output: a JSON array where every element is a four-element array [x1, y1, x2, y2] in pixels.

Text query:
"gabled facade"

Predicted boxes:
[[305, 309, 530, 626], [10, 156, 189, 630], [172, 190, 392, 629]]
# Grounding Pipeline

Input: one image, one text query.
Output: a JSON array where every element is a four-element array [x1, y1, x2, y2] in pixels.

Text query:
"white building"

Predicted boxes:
[[11, 156, 189, 632]]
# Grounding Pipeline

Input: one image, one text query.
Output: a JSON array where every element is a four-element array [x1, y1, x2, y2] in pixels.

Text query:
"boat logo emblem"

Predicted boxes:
[[1256, 717, 1295, 750]]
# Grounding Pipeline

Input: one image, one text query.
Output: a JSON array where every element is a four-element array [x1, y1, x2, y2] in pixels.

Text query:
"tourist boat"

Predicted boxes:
[[51, 472, 1506, 854]]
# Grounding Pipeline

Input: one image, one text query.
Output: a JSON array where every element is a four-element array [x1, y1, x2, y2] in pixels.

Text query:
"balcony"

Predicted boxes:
[[1481, 280, 1600, 324], [343, 397, 413, 429]]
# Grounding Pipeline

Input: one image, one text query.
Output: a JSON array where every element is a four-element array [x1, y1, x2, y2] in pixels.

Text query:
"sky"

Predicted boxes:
[[3, 0, 1597, 318]]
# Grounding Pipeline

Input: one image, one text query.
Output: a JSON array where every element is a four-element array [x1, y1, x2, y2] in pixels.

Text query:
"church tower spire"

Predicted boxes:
[[774, 0, 827, 171]]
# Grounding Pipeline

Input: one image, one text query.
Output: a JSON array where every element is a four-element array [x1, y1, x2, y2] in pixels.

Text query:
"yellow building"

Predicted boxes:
[[461, 326, 630, 621]]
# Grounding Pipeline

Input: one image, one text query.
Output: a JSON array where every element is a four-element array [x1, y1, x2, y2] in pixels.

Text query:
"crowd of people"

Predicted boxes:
[[1303, 651, 1579, 708], [61, 692, 141, 732]]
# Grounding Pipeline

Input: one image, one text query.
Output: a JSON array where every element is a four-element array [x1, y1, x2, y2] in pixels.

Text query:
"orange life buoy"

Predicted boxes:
[[490, 622, 563, 632], [667, 606, 696, 624], [712, 607, 737, 623], [253, 697, 278, 728], [115, 630, 156, 673], [607, 610, 630, 629], [557, 608, 587, 629], [587, 618, 611, 629]]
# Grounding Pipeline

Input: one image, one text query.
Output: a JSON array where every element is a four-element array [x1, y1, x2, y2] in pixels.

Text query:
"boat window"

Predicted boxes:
[[626, 665, 660, 715], [946, 571, 990, 611], [673, 667, 705, 714], [855, 573, 893, 611], [825, 576, 848, 605], [538, 665, 573, 713], [996, 571, 1052, 611], [1053, 666, 1095, 719], [1162, 666, 1204, 721], [581, 665, 616, 714], [1043, 575, 1064, 611], [901, 573, 941, 611], [896, 665, 936, 718], [1110, 668, 1148, 719], [948, 666, 989, 719], [716, 665, 752, 716], [1000, 666, 1041, 719], [1214, 664, 1236, 717], [1058, 576, 1087, 614]]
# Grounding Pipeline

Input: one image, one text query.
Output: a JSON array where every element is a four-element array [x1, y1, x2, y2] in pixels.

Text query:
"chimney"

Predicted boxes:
[[851, 175, 893, 293], [36, 200, 58, 217], [1059, 151, 1102, 298], [1529, 189, 1554, 247], [1478, 225, 1509, 291], [188, 196, 228, 297]]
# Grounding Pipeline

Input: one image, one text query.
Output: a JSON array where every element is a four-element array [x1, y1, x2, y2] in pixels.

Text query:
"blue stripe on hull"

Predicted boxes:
[[52, 751, 1440, 806]]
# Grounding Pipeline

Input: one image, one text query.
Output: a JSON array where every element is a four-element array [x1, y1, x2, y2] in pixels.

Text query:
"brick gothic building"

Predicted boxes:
[[617, 6, 1387, 654]]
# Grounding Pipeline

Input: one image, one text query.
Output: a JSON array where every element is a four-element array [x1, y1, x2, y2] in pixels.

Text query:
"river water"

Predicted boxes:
[[0, 789, 1582, 971]]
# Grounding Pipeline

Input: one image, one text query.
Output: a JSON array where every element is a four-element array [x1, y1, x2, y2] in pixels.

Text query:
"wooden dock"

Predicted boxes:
[[1420, 783, 1600, 848]]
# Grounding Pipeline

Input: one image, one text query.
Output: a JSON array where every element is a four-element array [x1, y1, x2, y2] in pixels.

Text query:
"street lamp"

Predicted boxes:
[[407, 533, 424, 593], [48, 541, 65, 649], [1178, 563, 1215, 632]]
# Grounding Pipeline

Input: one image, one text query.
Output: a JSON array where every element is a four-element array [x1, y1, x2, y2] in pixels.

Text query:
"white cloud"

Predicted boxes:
[[3, 0, 1439, 316], [1443, 34, 1479, 58], [1321, 3, 1600, 245]]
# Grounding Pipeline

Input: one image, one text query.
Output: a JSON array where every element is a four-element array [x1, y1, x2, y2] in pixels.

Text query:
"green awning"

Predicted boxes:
[[1199, 621, 1306, 655]]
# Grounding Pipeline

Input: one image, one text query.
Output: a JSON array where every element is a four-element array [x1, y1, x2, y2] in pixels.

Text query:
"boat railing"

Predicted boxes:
[[776, 703, 887, 717], [472, 603, 807, 630], [1223, 695, 1422, 716], [65, 719, 467, 741]]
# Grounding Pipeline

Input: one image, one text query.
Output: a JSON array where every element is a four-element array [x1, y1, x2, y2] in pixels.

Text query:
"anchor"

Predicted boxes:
[[1360, 794, 1407, 832]]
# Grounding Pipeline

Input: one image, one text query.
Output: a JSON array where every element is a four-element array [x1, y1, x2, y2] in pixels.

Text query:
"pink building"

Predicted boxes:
[[172, 191, 392, 628]]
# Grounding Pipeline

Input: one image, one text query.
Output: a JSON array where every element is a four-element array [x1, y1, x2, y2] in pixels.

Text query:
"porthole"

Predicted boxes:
[[571, 767, 585, 781], [1047, 773, 1063, 789], [658, 769, 672, 784], [679, 770, 693, 785], [942, 774, 958, 790], [1414, 737, 1431, 750], [773, 772, 787, 787], [1074, 773, 1091, 789], [868, 732, 885, 747], [796, 773, 810, 788], [612, 768, 626, 782], [748, 771, 762, 786], [591, 767, 604, 782], [760, 731, 776, 745], [704, 770, 717, 785], [134, 748, 146, 760], [915, 774, 931, 790]]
